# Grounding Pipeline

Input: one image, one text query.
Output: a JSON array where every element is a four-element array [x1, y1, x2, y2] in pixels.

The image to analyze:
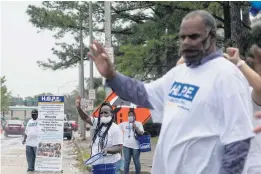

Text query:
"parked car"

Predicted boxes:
[[68, 121, 79, 131], [63, 121, 72, 140], [4, 120, 25, 137], [143, 118, 161, 137]]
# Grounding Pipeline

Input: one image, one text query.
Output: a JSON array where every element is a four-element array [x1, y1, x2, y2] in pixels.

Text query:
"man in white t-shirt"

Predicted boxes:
[[88, 10, 255, 174], [119, 109, 144, 174], [225, 44, 261, 173], [22, 109, 40, 172]]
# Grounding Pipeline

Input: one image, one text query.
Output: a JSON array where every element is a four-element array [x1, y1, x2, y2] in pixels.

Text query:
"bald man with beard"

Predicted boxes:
[[88, 10, 255, 174]]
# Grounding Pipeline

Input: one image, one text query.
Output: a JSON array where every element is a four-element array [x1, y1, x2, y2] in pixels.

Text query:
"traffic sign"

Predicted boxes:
[[92, 92, 151, 124], [89, 89, 96, 100], [80, 98, 88, 112], [86, 100, 94, 111], [81, 98, 94, 111]]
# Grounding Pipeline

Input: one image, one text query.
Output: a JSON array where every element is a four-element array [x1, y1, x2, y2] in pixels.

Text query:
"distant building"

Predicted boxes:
[[3, 106, 38, 120]]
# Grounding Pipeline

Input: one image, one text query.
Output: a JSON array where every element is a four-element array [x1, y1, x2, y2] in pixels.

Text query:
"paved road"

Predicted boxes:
[[1, 134, 84, 174]]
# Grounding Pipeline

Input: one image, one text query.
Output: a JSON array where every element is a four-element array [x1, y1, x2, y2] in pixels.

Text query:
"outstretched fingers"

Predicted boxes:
[[87, 52, 95, 61], [93, 40, 107, 54]]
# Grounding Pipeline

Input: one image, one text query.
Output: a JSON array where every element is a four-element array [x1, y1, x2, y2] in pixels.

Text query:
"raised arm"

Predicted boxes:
[[75, 96, 93, 126], [87, 41, 175, 122], [106, 72, 152, 108], [226, 45, 261, 105]]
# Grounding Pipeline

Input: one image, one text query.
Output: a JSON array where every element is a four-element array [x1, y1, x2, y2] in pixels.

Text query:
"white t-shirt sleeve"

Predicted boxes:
[[144, 67, 176, 123], [112, 125, 123, 146], [219, 72, 255, 145], [137, 122, 144, 133]]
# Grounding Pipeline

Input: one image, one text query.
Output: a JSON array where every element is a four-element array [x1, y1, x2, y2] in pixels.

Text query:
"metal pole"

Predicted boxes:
[[104, 1, 113, 97], [89, 1, 93, 90], [79, 9, 86, 139], [89, 1, 94, 142], [78, 65, 82, 135], [104, 1, 112, 48]]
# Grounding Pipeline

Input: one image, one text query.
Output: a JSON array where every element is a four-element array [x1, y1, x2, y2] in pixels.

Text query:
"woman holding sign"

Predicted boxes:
[[76, 96, 123, 174]]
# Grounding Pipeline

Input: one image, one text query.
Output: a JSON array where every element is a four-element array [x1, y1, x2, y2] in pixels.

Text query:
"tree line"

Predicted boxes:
[[1, 76, 105, 117], [26, 1, 261, 81]]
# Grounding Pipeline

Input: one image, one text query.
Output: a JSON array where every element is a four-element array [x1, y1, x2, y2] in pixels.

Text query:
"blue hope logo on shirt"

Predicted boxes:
[[29, 122, 37, 127], [168, 82, 199, 102]]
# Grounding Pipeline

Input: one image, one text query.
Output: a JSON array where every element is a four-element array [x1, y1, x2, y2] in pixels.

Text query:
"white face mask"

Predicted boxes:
[[128, 116, 134, 122], [100, 116, 112, 124]]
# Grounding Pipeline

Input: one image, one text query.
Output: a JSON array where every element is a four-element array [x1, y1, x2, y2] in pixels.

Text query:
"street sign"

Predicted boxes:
[[86, 100, 94, 111], [89, 89, 96, 100], [81, 98, 94, 111], [105, 47, 114, 64], [92, 92, 151, 124], [80, 98, 88, 112]]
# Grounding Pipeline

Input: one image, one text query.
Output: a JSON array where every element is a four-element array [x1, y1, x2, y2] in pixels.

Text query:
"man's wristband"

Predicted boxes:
[[236, 60, 245, 68]]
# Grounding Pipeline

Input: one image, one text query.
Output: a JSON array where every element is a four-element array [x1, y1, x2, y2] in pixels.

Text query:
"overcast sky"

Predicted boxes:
[[1, 1, 100, 98]]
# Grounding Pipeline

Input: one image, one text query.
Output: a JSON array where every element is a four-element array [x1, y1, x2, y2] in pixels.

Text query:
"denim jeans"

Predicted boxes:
[[26, 146, 37, 171], [123, 146, 141, 174], [114, 160, 122, 174]]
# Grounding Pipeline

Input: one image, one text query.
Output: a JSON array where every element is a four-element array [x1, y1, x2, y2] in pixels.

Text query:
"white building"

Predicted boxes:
[[3, 106, 38, 120]]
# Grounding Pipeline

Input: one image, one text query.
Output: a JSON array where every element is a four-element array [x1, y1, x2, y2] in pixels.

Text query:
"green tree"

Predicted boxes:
[[1, 76, 10, 111], [27, 1, 252, 79], [84, 77, 106, 106], [27, 1, 91, 70], [250, 20, 261, 47], [9, 96, 24, 106], [26, 1, 130, 70], [85, 77, 103, 89], [10, 93, 54, 106], [94, 89, 106, 107], [64, 89, 78, 120]]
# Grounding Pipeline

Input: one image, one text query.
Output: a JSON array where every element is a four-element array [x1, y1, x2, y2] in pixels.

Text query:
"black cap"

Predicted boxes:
[[31, 109, 38, 114]]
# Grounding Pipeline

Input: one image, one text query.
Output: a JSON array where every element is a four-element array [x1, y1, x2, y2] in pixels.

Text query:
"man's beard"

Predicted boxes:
[[179, 48, 207, 66], [184, 50, 207, 66]]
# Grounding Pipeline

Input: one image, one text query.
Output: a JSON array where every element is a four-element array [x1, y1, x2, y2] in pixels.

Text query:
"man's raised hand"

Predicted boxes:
[[87, 41, 116, 80], [75, 96, 81, 108]]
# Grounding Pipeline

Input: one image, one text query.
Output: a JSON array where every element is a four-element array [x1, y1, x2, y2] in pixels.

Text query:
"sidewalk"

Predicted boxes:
[[73, 131, 156, 174], [1, 135, 82, 174]]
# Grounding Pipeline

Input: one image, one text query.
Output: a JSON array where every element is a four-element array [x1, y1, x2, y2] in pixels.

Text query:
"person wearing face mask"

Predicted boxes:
[[75, 97, 123, 173], [87, 10, 255, 174], [118, 109, 144, 174], [22, 109, 40, 172]]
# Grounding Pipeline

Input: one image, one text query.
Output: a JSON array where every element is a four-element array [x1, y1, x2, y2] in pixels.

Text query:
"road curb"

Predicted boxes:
[[72, 135, 92, 173], [72, 135, 151, 174]]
